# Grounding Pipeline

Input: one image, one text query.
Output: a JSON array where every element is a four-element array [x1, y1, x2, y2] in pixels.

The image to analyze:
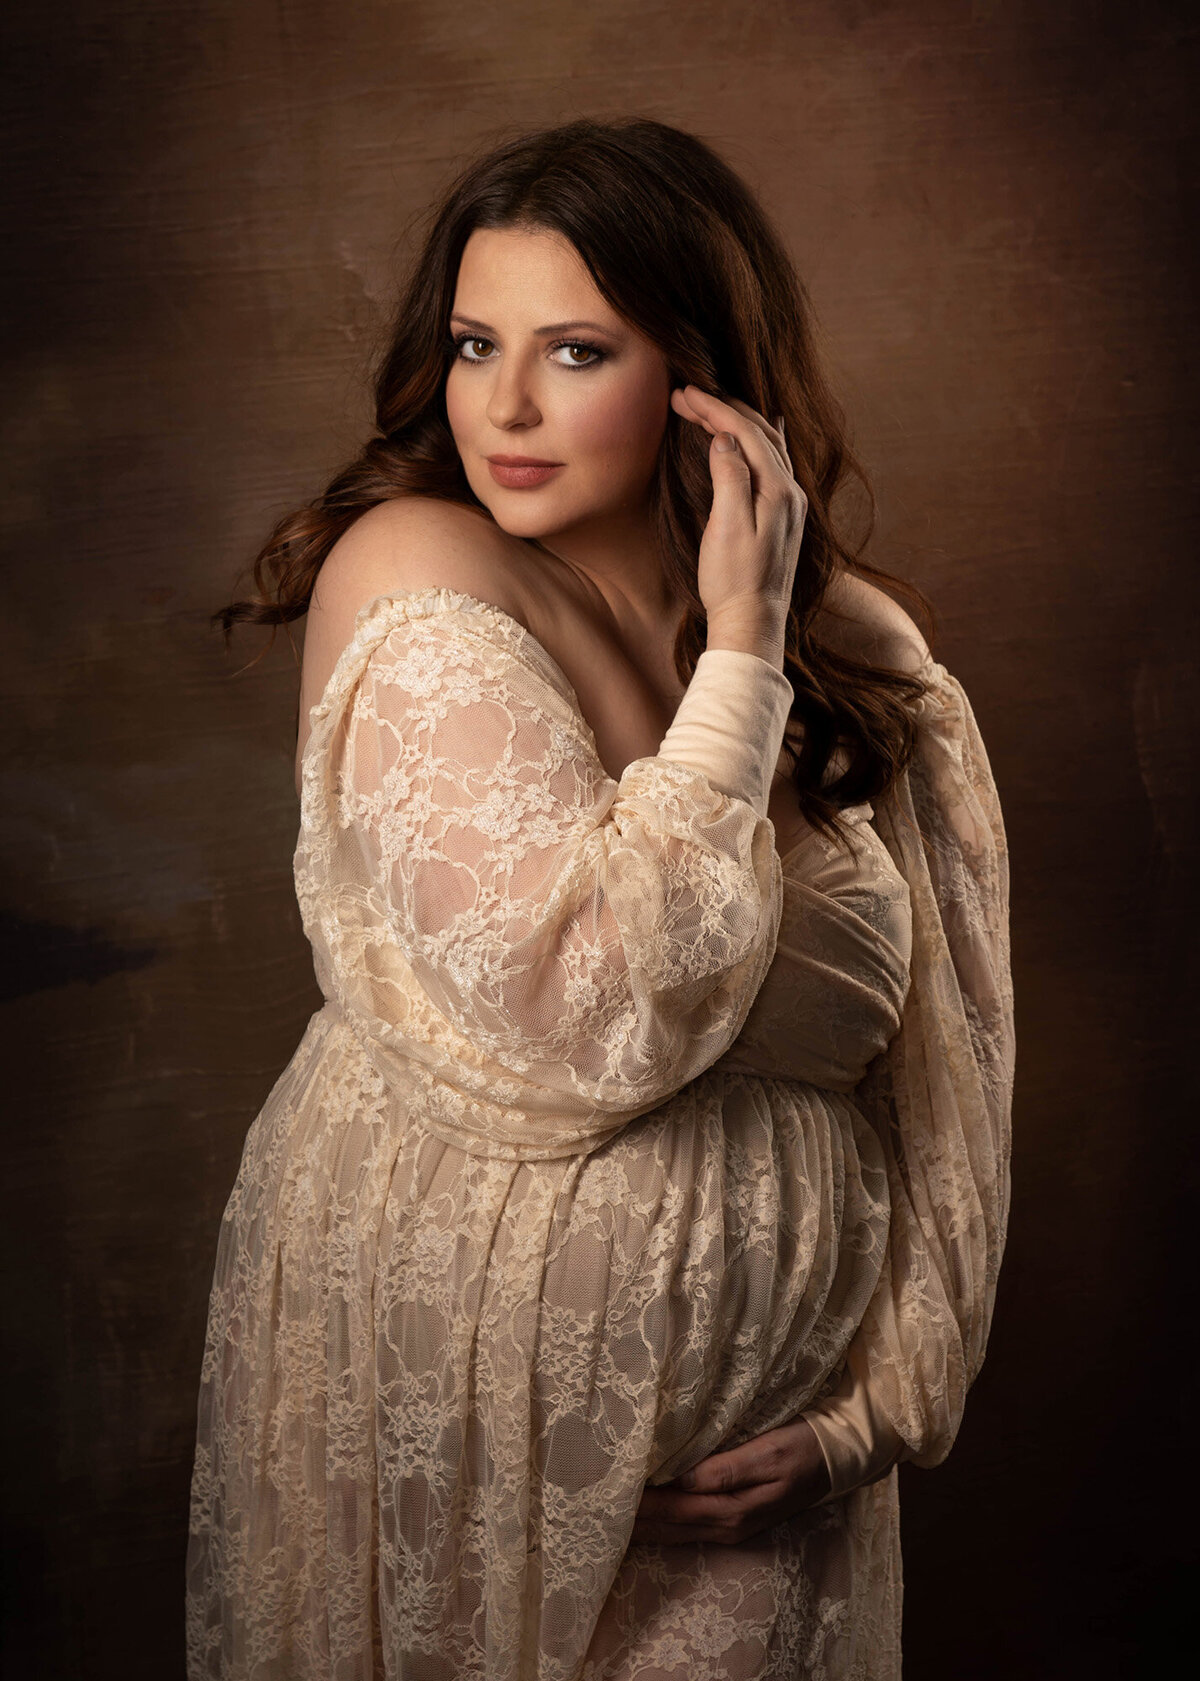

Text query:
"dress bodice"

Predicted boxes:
[[296, 587, 914, 1156], [721, 812, 912, 1091]]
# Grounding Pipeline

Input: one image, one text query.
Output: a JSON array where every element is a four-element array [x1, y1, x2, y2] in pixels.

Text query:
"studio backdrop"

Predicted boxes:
[[3, 2, 1193, 1675]]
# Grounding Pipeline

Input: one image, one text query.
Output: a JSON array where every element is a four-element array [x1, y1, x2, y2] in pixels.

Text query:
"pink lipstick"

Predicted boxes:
[[486, 455, 564, 489]]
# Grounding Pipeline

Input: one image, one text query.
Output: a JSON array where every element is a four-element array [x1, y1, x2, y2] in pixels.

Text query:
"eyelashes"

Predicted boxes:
[[449, 333, 607, 370]]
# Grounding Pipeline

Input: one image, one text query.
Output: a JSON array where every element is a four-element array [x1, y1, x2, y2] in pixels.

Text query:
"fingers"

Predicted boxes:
[[630, 1419, 831, 1546], [677, 1442, 764, 1495], [638, 1477, 777, 1524], [678, 1424, 798, 1494], [703, 422, 756, 541], [725, 394, 791, 475], [672, 388, 806, 553], [631, 1480, 786, 1548], [672, 382, 808, 618], [672, 386, 791, 480]]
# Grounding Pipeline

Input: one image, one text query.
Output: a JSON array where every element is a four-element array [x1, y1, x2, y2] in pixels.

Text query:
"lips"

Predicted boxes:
[[486, 456, 565, 489]]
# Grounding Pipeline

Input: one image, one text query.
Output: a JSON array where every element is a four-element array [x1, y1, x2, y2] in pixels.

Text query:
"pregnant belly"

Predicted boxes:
[[204, 1013, 893, 1672], [228, 1008, 890, 1472], [373, 1065, 893, 1663], [235, 1016, 891, 1492], [528, 1069, 891, 1488]]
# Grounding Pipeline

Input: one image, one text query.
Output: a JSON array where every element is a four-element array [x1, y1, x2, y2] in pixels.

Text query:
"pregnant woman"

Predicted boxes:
[[187, 118, 1014, 1679]]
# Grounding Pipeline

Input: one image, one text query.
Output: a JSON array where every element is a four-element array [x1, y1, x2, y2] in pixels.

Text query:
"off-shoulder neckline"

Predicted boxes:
[[354, 585, 584, 707], [334, 585, 946, 702], [306, 585, 947, 869]]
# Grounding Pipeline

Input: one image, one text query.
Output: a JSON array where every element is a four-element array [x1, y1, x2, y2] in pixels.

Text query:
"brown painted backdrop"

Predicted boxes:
[[4, 1, 1195, 1675]]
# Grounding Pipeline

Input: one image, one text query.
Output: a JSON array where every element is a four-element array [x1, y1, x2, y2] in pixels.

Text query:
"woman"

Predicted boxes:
[[187, 118, 1013, 1678]]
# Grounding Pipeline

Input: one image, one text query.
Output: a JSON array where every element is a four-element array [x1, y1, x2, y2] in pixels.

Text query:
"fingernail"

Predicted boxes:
[[714, 432, 736, 452], [678, 1472, 697, 1490]]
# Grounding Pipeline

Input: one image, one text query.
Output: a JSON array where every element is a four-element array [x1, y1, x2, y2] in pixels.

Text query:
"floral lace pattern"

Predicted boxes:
[[187, 589, 1013, 1680]]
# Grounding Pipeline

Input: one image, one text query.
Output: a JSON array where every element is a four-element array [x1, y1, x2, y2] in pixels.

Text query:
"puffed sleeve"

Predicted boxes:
[[295, 587, 794, 1159], [801, 657, 1015, 1495]]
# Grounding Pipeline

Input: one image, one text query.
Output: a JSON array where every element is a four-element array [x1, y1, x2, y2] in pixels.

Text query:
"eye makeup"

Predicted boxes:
[[449, 332, 609, 370]]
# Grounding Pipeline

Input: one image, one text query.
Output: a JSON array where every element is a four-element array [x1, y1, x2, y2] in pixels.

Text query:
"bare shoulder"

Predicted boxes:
[[813, 571, 931, 676], [310, 495, 529, 629], [296, 498, 533, 770]]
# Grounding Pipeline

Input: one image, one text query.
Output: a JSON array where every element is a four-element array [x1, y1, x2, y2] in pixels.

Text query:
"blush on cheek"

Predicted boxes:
[[569, 375, 668, 470]]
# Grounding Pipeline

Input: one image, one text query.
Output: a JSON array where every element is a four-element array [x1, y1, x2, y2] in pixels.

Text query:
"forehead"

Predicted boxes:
[[452, 226, 617, 324]]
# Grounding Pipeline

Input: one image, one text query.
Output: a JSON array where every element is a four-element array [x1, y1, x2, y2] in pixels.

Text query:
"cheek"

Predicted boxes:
[[568, 369, 667, 467]]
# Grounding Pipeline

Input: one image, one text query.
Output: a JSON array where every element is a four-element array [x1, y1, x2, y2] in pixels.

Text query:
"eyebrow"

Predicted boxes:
[[449, 313, 621, 338]]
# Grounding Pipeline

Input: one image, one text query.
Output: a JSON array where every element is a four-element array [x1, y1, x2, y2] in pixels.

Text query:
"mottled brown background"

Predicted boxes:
[[3, 0, 1195, 1675]]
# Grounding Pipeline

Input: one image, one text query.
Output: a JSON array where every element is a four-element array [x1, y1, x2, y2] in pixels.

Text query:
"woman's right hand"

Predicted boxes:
[[670, 384, 808, 664], [630, 1416, 833, 1548]]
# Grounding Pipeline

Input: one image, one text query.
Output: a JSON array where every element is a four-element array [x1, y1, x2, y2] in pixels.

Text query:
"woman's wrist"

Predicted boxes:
[[704, 599, 787, 668], [799, 1356, 908, 1504], [657, 647, 794, 815]]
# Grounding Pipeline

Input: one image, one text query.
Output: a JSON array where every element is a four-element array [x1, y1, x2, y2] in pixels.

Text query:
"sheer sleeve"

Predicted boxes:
[[296, 588, 794, 1159], [801, 658, 1015, 1496]]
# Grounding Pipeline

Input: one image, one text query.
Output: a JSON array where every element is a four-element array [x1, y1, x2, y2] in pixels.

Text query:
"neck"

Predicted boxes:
[[532, 503, 679, 642]]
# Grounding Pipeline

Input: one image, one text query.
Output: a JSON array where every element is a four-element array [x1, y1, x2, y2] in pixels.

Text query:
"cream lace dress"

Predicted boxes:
[[186, 587, 1013, 1680]]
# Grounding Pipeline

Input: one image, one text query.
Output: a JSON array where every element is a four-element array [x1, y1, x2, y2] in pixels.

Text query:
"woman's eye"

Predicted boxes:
[[451, 334, 605, 368], [551, 341, 604, 368]]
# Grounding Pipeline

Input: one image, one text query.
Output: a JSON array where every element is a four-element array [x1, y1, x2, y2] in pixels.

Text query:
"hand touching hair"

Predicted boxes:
[[218, 117, 933, 837]]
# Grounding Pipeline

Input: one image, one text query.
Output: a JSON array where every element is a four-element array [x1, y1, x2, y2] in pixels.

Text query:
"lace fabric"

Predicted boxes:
[[186, 588, 1013, 1679]]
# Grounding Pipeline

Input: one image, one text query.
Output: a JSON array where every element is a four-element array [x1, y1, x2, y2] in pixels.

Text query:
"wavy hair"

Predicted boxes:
[[218, 116, 933, 835]]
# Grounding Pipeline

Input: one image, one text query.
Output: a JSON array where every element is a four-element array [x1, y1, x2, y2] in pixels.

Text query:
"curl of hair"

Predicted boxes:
[[217, 117, 934, 839]]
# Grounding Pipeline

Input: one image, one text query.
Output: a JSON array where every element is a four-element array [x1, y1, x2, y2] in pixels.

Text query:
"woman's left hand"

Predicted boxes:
[[630, 1416, 833, 1547]]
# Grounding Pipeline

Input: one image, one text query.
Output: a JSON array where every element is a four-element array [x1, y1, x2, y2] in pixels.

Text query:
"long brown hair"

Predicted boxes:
[[218, 117, 933, 836]]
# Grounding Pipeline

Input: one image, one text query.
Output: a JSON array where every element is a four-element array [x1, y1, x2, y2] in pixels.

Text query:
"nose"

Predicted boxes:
[[484, 350, 542, 431]]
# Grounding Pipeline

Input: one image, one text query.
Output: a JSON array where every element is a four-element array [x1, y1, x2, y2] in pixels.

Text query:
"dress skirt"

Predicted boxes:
[[187, 1001, 903, 1680]]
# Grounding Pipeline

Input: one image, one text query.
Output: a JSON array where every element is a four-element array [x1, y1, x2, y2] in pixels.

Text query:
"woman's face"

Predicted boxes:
[[444, 225, 672, 544]]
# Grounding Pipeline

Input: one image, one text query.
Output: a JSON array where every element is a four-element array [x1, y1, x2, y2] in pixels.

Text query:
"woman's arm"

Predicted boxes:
[[633, 633, 1013, 1535], [299, 583, 794, 1157], [301, 397, 811, 1160]]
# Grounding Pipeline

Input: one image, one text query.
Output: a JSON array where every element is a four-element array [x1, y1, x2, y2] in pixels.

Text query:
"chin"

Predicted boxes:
[[477, 501, 547, 539], [475, 489, 583, 543]]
